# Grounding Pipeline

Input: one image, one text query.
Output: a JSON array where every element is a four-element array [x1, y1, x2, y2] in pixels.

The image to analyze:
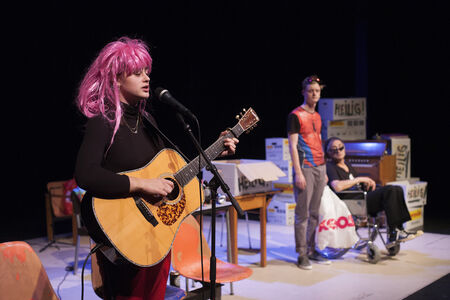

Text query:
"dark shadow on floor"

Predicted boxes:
[[403, 273, 450, 299]]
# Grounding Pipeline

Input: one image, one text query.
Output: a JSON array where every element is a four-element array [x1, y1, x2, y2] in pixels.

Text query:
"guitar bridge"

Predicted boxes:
[[134, 197, 159, 227]]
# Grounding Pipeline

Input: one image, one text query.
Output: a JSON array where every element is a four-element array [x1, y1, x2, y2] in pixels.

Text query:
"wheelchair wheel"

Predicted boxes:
[[316, 247, 350, 259], [387, 244, 400, 256], [366, 243, 380, 264]]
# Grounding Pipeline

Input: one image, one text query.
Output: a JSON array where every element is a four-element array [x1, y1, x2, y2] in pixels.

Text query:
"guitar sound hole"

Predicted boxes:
[[165, 177, 180, 201]]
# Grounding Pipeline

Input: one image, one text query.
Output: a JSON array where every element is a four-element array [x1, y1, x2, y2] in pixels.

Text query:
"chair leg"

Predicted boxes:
[[220, 212, 225, 247], [72, 215, 78, 246], [208, 212, 226, 247], [245, 212, 252, 249], [73, 234, 80, 275], [45, 194, 54, 242]]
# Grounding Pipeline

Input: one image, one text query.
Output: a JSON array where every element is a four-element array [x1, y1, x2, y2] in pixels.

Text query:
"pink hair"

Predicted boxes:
[[76, 36, 152, 144]]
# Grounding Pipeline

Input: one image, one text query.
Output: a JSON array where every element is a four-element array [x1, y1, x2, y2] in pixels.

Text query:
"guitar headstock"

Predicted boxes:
[[235, 108, 259, 133]]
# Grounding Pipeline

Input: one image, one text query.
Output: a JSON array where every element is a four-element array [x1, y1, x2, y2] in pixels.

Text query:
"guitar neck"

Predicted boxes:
[[174, 123, 244, 187]]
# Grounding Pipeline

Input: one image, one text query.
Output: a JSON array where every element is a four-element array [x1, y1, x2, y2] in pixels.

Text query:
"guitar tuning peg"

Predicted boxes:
[[242, 108, 247, 112], [235, 115, 240, 120]]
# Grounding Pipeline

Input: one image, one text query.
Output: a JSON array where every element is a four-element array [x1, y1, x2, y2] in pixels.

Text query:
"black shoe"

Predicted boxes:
[[297, 255, 312, 270], [387, 229, 418, 248], [308, 251, 331, 265]]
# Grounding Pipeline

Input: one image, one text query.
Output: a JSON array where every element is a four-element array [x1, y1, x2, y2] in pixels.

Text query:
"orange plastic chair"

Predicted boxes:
[[172, 215, 252, 295], [0, 241, 59, 300]]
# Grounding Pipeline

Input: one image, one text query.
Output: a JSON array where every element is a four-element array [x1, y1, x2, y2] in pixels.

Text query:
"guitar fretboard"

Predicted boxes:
[[174, 123, 244, 187]]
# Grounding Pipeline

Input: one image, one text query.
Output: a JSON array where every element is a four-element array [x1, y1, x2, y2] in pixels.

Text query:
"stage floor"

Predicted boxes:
[[28, 217, 450, 300]]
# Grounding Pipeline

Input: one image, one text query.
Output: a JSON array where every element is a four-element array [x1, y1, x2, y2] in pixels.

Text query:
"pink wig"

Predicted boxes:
[[76, 36, 152, 144]]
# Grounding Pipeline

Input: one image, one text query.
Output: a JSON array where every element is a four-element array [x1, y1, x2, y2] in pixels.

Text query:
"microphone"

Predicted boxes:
[[154, 88, 197, 121]]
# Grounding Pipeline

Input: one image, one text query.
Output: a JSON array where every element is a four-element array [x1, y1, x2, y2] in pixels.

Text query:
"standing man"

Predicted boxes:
[[287, 75, 329, 270]]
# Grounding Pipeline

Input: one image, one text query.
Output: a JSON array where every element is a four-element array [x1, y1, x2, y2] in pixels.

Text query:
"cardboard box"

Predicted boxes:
[[265, 138, 291, 161], [202, 159, 285, 196], [387, 179, 427, 209], [322, 118, 366, 141], [272, 182, 294, 194], [270, 160, 293, 183], [403, 205, 424, 231], [267, 193, 296, 225], [381, 134, 411, 180], [318, 97, 367, 120]]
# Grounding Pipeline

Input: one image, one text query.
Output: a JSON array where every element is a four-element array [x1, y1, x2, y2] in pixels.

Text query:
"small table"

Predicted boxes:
[[228, 190, 280, 267]]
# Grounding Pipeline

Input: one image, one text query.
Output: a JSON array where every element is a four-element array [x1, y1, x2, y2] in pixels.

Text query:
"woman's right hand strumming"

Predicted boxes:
[[129, 177, 174, 203]]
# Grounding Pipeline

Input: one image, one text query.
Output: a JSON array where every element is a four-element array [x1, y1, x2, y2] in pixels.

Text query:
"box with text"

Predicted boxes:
[[318, 97, 367, 120], [270, 160, 293, 183], [202, 159, 285, 196], [265, 138, 291, 161], [381, 134, 411, 180], [267, 193, 296, 226], [322, 118, 366, 141], [403, 205, 424, 231]]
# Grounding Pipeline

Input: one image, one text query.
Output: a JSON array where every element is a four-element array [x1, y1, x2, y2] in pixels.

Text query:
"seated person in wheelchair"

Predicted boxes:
[[324, 137, 422, 247]]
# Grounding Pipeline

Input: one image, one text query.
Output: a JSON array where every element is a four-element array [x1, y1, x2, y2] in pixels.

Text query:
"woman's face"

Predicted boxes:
[[328, 139, 346, 161], [302, 82, 321, 105], [118, 68, 150, 105]]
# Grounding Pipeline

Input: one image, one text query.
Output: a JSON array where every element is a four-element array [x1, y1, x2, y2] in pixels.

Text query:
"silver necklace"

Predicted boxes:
[[122, 113, 140, 134]]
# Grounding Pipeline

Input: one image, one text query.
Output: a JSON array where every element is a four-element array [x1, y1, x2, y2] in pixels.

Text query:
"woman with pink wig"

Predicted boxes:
[[74, 37, 238, 300]]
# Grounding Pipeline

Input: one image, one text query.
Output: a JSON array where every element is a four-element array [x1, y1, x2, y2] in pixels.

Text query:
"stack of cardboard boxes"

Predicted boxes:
[[265, 138, 296, 225], [318, 97, 367, 141], [382, 134, 427, 231]]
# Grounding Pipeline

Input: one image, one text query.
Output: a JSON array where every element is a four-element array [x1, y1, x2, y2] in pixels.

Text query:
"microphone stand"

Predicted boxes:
[[206, 175, 220, 300], [175, 113, 244, 300]]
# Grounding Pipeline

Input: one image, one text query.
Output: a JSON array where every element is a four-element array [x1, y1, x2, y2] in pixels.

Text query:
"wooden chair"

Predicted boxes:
[[71, 189, 90, 274], [43, 180, 77, 251], [0, 241, 59, 300], [172, 215, 253, 299]]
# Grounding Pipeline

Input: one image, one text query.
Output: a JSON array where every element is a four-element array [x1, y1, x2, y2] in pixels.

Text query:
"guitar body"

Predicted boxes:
[[81, 107, 260, 267], [82, 148, 203, 267]]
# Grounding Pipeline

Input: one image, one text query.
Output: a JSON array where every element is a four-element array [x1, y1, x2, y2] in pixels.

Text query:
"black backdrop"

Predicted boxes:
[[2, 1, 448, 241]]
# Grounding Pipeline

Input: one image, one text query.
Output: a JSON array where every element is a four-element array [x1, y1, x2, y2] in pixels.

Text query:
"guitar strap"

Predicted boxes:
[[141, 111, 191, 163]]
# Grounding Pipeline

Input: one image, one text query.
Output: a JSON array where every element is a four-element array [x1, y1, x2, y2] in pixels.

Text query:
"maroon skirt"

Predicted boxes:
[[96, 250, 172, 300]]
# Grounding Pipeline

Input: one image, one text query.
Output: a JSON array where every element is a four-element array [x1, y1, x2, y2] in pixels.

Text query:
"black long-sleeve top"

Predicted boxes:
[[75, 103, 164, 199], [326, 161, 360, 183]]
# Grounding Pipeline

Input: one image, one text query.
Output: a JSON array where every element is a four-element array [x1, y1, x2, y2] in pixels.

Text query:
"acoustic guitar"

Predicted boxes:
[[81, 108, 259, 266]]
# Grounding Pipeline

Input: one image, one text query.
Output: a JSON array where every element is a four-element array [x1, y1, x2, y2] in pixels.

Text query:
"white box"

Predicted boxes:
[[267, 193, 296, 225], [202, 159, 285, 196], [272, 182, 294, 195], [265, 138, 291, 161], [318, 97, 367, 120], [403, 205, 424, 231], [381, 134, 411, 180], [270, 160, 293, 183], [387, 179, 427, 209], [322, 118, 366, 141]]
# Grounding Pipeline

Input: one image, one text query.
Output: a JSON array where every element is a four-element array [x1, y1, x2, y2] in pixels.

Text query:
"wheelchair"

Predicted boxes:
[[317, 190, 401, 264]]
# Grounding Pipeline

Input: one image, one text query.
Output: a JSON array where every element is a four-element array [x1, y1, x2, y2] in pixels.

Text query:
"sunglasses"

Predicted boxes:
[[307, 76, 320, 83], [330, 146, 345, 154]]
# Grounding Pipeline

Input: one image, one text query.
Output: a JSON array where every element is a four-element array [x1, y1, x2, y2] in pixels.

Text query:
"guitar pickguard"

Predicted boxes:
[[157, 193, 187, 225]]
